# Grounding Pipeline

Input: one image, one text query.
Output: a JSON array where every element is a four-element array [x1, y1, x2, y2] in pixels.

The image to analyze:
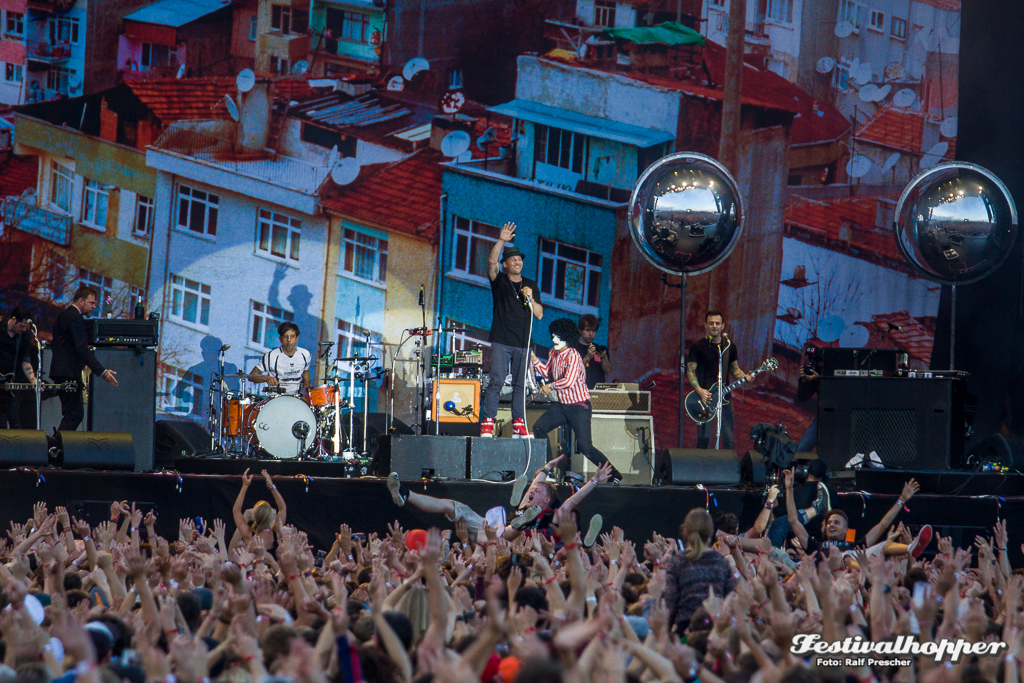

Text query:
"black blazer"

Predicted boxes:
[[50, 305, 106, 379]]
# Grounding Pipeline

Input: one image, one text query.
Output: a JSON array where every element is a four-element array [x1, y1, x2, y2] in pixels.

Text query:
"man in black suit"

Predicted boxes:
[[50, 286, 118, 431]]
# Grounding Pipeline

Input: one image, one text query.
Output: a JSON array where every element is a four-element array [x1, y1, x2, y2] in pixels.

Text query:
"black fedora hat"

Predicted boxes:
[[502, 246, 524, 261]]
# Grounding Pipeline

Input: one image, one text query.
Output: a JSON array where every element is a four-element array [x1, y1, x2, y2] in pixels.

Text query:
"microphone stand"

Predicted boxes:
[[31, 324, 42, 431], [715, 336, 731, 450], [859, 325, 895, 369]]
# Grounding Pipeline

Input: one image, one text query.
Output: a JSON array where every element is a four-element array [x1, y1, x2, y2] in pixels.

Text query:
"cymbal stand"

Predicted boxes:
[[30, 324, 42, 431]]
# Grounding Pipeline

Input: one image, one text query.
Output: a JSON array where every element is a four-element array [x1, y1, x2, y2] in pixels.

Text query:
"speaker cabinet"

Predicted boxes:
[[88, 348, 156, 471], [468, 437, 550, 481], [655, 448, 741, 486], [433, 380, 481, 423], [61, 431, 135, 470], [818, 378, 966, 471], [0, 430, 49, 466], [495, 404, 563, 458], [375, 434, 468, 479], [155, 420, 213, 463], [570, 414, 655, 485]]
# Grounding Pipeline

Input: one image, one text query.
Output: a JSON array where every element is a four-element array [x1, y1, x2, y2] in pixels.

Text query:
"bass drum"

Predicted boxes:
[[246, 396, 317, 459]]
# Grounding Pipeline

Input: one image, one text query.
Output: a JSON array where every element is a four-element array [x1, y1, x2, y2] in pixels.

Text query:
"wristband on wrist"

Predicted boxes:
[[564, 542, 579, 550], [544, 576, 557, 585]]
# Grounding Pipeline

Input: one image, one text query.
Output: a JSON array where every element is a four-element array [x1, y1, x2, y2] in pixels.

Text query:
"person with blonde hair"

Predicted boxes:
[[664, 508, 734, 638], [231, 468, 287, 551]]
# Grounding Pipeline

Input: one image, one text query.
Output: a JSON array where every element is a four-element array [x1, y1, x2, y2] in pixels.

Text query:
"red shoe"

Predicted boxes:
[[512, 418, 532, 439], [479, 418, 495, 438]]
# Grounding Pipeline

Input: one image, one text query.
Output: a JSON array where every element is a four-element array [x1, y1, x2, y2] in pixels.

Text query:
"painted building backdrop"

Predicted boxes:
[[0, 0, 961, 456]]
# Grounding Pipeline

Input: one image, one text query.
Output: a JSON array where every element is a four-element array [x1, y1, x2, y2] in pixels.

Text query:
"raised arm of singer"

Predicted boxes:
[[50, 286, 117, 431], [478, 221, 543, 439]]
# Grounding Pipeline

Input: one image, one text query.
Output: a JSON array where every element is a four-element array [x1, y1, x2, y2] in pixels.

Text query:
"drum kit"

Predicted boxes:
[[206, 348, 382, 461]]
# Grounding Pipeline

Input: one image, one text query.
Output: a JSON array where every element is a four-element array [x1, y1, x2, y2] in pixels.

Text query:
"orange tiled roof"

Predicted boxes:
[[913, 0, 960, 11], [0, 155, 38, 197], [855, 310, 937, 368], [855, 105, 926, 154], [785, 194, 903, 264], [320, 148, 443, 240], [124, 78, 236, 123], [125, 76, 333, 124]]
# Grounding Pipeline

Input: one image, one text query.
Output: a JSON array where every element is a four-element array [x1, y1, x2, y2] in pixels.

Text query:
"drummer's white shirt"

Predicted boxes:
[[257, 346, 310, 396]]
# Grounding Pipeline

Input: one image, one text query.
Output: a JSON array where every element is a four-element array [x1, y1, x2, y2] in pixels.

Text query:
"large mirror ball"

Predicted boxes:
[[894, 162, 1018, 285], [628, 152, 744, 276]]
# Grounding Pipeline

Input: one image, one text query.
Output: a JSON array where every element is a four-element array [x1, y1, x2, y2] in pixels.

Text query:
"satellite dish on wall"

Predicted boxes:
[[815, 57, 835, 74], [402, 57, 429, 81], [236, 69, 256, 93], [939, 117, 958, 138], [817, 315, 846, 343], [852, 62, 872, 84], [68, 73, 82, 90], [875, 84, 891, 101], [330, 157, 361, 185], [327, 144, 340, 169], [292, 60, 309, 75], [386, 75, 404, 91], [176, 63, 186, 79], [893, 88, 915, 108], [846, 155, 873, 178], [880, 152, 901, 174], [440, 130, 471, 158], [919, 142, 949, 169], [834, 21, 854, 37], [224, 95, 240, 121], [457, 150, 473, 163], [858, 84, 880, 102]]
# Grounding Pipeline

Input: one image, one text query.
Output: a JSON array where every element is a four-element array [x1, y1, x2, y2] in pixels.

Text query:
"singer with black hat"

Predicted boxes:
[[479, 222, 543, 438], [685, 310, 749, 449]]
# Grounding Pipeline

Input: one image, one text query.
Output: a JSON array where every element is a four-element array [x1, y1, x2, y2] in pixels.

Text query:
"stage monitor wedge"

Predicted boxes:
[[655, 448, 741, 486], [0, 430, 49, 467], [61, 431, 135, 470]]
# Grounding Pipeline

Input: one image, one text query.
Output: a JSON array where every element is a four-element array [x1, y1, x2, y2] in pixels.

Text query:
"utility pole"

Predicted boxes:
[[718, 0, 746, 174]]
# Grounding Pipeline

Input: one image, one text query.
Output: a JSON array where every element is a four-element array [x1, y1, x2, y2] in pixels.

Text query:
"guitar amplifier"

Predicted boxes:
[[589, 390, 651, 414], [89, 319, 158, 347]]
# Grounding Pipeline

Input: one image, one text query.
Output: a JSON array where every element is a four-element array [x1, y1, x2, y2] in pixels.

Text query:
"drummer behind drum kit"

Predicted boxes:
[[207, 350, 382, 462]]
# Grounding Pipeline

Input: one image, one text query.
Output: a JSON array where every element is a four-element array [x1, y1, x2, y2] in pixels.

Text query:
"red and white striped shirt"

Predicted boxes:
[[533, 346, 590, 406]]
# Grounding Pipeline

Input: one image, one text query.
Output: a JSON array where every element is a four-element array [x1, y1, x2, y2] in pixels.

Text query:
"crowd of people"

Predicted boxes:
[[0, 463, 1018, 683]]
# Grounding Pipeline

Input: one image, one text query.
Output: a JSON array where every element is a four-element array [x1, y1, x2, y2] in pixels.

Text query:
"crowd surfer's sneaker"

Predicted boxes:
[[479, 418, 495, 438], [387, 472, 409, 507], [510, 505, 542, 530], [511, 418, 532, 439], [584, 514, 603, 548], [908, 524, 933, 559], [510, 474, 528, 506]]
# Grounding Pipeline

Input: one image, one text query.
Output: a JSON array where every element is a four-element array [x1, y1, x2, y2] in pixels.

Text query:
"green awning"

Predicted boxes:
[[604, 21, 707, 47]]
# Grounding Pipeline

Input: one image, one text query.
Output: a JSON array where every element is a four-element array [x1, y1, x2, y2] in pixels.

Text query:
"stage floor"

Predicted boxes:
[[0, 462, 1019, 556]]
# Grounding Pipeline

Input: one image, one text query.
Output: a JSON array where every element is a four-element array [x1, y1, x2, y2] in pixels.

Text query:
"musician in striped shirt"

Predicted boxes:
[[530, 318, 623, 483]]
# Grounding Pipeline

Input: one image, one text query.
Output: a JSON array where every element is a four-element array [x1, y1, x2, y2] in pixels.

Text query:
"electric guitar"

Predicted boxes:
[[684, 357, 778, 424], [0, 373, 79, 398]]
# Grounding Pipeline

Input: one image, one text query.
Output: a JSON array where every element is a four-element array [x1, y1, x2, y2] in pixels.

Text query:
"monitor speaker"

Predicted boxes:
[[570, 414, 655, 485], [375, 434, 467, 479], [60, 431, 135, 470], [468, 437, 549, 481], [155, 420, 213, 463], [0, 430, 49, 466], [495, 404, 563, 460], [655, 448, 741, 486]]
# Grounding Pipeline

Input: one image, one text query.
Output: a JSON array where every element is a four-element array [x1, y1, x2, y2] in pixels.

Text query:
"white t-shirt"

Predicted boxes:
[[257, 347, 310, 396]]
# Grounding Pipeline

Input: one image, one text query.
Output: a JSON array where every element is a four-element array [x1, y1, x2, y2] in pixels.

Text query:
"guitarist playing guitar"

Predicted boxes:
[[685, 310, 749, 450], [0, 305, 38, 429]]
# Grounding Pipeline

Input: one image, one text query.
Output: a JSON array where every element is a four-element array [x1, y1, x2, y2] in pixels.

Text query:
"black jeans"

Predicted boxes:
[[481, 342, 528, 421], [52, 377, 84, 432], [696, 400, 734, 449], [532, 402, 610, 468], [0, 394, 21, 428]]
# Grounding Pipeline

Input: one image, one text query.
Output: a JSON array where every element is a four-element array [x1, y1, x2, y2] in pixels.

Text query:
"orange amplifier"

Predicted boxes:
[[433, 379, 481, 423]]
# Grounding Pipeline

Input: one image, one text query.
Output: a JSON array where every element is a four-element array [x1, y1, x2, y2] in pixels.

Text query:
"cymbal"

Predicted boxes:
[[220, 372, 259, 379]]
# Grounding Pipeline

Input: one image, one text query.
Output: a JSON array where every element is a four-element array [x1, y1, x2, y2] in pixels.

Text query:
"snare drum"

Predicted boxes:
[[306, 384, 340, 407], [224, 395, 257, 436], [246, 395, 318, 459]]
